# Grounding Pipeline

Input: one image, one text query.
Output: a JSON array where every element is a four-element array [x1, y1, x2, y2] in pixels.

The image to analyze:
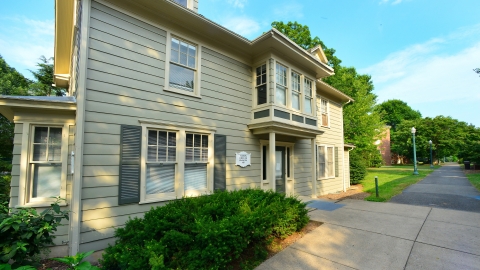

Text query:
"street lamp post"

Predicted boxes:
[[429, 140, 434, 168], [411, 127, 419, 175]]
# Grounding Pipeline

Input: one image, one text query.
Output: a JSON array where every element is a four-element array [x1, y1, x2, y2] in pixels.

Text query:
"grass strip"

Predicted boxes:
[[465, 172, 480, 191], [362, 165, 438, 202]]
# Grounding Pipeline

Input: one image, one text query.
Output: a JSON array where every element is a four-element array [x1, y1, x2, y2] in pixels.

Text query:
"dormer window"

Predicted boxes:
[[173, 0, 187, 7]]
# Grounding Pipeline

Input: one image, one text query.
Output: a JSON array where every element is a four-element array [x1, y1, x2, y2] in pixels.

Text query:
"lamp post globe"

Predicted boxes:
[[411, 127, 419, 175], [429, 140, 434, 168]]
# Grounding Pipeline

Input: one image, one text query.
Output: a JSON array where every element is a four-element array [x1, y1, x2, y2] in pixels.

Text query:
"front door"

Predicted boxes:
[[275, 146, 286, 193]]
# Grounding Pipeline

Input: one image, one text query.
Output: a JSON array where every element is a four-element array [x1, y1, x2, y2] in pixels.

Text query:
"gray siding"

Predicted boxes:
[[9, 123, 23, 207], [80, 1, 259, 252], [316, 98, 345, 195], [293, 139, 313, 196]]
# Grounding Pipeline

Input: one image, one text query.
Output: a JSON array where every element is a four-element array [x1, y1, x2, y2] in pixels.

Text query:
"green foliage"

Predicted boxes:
[[0, 115, 14, 172], [271, 21, 341, 69], [392, 116, 476, 164], [29, 56, 65, 97], [349, 150, 367, 184], [0, 56, 31, 96], [375, 99, 422, 131], [0, 264, 36, 270], [53, 251, 100, 270], [0, 175, 11, 205], [0, 198, 69, 267], [100, 189, 309, 270]]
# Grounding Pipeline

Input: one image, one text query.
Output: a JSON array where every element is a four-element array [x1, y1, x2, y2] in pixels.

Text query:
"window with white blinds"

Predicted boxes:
[[145, 130, 176, 196], [169, 37, 196, 92], [185, 133, 208, 191], [318, 145, 335, 179]]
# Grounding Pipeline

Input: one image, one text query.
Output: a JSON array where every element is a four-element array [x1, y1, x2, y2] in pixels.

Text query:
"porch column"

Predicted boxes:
[[311, 138, 317, 198], [269, 132, 276, 191]]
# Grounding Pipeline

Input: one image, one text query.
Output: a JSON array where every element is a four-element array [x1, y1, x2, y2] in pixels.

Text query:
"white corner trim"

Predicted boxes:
[[70, 0, 91, 256]]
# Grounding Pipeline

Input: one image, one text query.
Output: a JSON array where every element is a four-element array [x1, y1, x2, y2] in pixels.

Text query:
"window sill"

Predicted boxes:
[[164, 87, 201, 99], [317, 177, 335, 181], [16, 202, 68, 208], [139, 195, 178, 204]]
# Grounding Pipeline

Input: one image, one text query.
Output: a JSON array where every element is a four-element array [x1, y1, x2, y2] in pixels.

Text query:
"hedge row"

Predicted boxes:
[[101, 189, 309, 270]]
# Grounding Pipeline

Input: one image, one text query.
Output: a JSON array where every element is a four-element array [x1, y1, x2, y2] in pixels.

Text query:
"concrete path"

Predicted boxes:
[[256, 199, 480, 270], [389, 163, 480, 212]]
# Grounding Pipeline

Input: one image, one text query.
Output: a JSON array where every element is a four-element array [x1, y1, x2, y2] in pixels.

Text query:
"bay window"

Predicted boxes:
[[275, 63, 287, 106], [304, 79, 313, 114], [291, 72, 301, 110], [256, 64, 267, 105]]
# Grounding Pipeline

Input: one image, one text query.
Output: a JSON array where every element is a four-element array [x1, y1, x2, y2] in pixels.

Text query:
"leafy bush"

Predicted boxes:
[[350, 151, 367, 184], [53, 250, 100, 270], [0, 198, 69, 267], [101, 189, 309, 270], [0, 175, 10, 204]]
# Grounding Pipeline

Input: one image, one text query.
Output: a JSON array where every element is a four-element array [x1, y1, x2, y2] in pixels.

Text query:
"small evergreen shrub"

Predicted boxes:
[[0, 198, 69, 267], [350, 151, 367, 184], [101, 189, 309, 270]]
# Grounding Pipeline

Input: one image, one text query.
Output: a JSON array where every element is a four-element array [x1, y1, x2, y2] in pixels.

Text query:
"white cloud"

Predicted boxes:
[[227, 0, 247, 9], [221, 16, 260, 38], [273, 2, 303, 19], [0, 17, 54, 77], [362, 24, 480, 125]]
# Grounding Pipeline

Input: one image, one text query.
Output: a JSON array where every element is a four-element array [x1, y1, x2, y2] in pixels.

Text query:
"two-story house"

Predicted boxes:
[[0, 0, 353, 258]]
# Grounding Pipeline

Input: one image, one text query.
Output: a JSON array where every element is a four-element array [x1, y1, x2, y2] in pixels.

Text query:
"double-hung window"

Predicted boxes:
[[291, 72, 301, 110], [145, 130, 176, 200], [184, 133, 208, 191], [169, 37, 197, 93], [275, 63, 287, 106], [173, 0, 188, 7], [304, 79, 313, 114], [321, 99, 329, 126], [29, 127, 62, 201], [256, 64, 267, 105], [318, 145, 335, 179]]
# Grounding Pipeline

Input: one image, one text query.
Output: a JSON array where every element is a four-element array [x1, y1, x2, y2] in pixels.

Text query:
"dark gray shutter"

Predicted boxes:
[[214, 134, 226, 191], [119, 125, 141, 205], [335, 147, 339, 177]]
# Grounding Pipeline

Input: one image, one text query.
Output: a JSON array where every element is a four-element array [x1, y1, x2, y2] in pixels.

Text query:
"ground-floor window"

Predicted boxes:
[[318, 145, 335, 179]]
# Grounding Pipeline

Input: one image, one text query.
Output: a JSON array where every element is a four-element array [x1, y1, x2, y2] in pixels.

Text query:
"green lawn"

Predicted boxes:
[[361, 165, 439, 202], [466, 172, 480, 191]]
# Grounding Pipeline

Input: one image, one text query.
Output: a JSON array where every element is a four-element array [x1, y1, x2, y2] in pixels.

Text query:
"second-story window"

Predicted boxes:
[[256, 64, 267, 105], [321, 99, 329, 126], [169, 37, 196, 92], [173, 0, 187, 8], [304, 79, 313, 114], [276, 63, 287, 106], [291, 72, 301, 110]]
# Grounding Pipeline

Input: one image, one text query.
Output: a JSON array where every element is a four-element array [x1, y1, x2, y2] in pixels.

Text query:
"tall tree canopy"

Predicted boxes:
[[272, 21, 384, 167], [375, 99, 422, 131], [30, 56, 65, 96], [0, 55, 31, 96]]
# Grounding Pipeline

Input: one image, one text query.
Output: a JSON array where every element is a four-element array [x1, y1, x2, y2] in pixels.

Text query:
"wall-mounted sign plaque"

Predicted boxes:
[[235, 152, 251, 167]]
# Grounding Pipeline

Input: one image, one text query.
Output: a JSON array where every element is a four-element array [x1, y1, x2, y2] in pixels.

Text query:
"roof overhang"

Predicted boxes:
[[54, 0, 75, 88], [316, 80, 354, 103], [248, 120, 324, 139], [100, 0, 334, 78], [344, 143, 356, 149], [0, 96, 77, 121]]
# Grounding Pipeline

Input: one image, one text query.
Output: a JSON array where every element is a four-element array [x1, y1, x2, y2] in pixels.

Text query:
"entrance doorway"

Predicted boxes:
[[275, 146, 286, 193]]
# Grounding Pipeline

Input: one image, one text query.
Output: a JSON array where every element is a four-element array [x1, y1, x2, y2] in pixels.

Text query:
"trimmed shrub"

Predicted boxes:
[[350, 151, 367, 184], [101, 189, 309, 270]]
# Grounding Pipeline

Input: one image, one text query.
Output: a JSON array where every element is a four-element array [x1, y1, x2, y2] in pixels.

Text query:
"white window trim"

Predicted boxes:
[[17, 122, 70, 208], [304, 77, 314, 115], [318, 96, 330, 128], [254, 63, 268, 107], [275, 61, 289, 108], [290, 70, 302, 112], [164, 32, 202, 98], [139, 122, 215, 204], [318, 144, 335, 180], [171, 0, 193, 9]]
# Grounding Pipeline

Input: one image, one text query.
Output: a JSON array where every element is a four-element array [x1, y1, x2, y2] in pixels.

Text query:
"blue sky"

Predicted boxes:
[[1, 0, 479, 126]]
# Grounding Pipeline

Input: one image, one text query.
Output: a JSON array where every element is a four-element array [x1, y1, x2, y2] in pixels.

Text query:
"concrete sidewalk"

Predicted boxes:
[[389, 162, 480, 212], [256, 199, 480, 270]]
